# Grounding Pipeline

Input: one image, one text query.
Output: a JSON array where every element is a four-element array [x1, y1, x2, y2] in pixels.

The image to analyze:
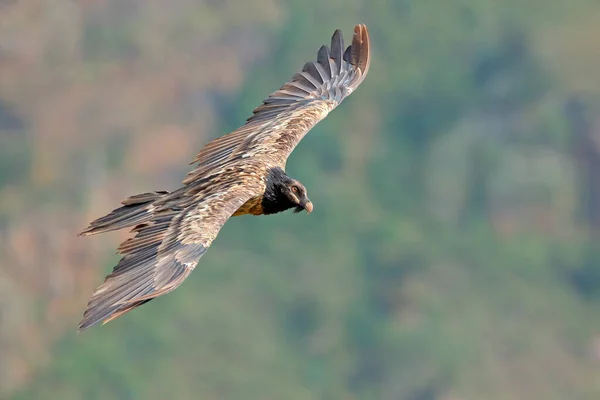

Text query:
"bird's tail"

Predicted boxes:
[[79, 190, 169, 236]]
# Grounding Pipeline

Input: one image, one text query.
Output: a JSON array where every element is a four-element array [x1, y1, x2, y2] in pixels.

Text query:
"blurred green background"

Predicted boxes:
[[2, 0, 600, 399]]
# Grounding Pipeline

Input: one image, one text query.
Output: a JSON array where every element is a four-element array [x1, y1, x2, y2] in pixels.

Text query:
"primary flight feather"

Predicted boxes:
[[78, 24, 371, 331]]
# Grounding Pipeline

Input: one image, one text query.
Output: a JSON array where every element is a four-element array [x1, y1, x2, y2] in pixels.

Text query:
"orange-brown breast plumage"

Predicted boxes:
[[232, 195, 265, 216]]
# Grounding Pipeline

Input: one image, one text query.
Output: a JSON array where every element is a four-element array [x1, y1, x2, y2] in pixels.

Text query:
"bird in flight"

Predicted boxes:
[[77, 24, 371, 331]]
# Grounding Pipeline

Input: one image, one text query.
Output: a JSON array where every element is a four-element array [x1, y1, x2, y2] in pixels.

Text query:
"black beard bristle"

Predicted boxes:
[[293, 206, 304, 213]]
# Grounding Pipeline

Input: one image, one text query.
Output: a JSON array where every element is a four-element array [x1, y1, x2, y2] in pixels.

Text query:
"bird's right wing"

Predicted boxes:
[[183, 24, 371, 185], [78, 175, 262, 331]]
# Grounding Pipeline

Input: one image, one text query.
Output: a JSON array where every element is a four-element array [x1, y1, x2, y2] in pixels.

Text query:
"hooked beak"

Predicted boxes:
[[303, 199, 313, 214], [294, 198, 313, 214]]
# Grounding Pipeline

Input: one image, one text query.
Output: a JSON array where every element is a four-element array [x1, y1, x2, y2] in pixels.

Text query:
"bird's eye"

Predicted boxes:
[[291, 186, 298, 193]]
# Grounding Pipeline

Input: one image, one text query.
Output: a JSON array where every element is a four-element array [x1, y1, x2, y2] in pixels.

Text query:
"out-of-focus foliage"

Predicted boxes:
[[2, 0, 600, 399]]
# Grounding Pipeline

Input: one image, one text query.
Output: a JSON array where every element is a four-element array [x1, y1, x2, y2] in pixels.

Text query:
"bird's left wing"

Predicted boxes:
[[183, 24, 370, 184], [78, 177, 262, 331]]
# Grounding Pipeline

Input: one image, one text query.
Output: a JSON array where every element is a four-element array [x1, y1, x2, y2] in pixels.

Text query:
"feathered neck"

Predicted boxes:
[[261, 168, 296, 215]]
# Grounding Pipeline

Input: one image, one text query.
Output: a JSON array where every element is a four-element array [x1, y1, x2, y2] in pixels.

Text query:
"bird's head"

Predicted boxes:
[[263, 168, 313, 215], [283, 179, 313, 214]]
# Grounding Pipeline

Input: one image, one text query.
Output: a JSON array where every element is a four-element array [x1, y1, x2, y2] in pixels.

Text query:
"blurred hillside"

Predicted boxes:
[[2, 0, 600, 399]]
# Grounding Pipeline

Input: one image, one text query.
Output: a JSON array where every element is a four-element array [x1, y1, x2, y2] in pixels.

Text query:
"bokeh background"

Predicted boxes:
[[2, 1, 600, 399]]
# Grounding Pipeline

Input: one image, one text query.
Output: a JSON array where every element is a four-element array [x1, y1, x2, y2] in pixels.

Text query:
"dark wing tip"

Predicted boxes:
[[330, 29, 344, 54], [76, 227, 208, 332], [244, 24, 370, 126]]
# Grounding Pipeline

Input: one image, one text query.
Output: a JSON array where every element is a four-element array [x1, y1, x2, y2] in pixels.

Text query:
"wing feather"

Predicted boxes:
[[317, 45, 333, 80], [329, 29, 344, 76]]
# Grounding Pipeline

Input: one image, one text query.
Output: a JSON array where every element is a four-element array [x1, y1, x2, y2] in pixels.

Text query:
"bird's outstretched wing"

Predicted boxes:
[[78, 175, 262, 331], [183, 24, 371, 184]]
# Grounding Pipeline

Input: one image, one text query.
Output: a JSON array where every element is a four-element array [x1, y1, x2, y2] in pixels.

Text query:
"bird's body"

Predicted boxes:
[[78, 24, 371, 331]]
